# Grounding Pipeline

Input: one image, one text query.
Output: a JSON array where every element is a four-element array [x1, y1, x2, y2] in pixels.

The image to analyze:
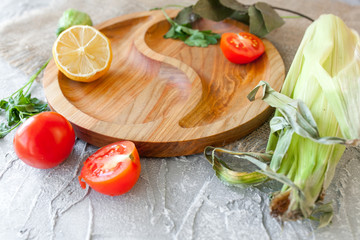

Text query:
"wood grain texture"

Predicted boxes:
[[43, 10, 285, 157]]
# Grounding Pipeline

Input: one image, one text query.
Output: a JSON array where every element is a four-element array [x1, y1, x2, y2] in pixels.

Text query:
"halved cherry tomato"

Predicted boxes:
[[13, 112, 75, 169], [220, 32, 265, 64], [79, 141, 141, 196]]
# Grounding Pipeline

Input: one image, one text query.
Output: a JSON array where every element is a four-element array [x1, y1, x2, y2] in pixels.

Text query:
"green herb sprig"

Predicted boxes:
[[161, 8, 221, 47], [0, 59, 50, 138], [157, 0, 314, 43], [0, 9, 93, 138]]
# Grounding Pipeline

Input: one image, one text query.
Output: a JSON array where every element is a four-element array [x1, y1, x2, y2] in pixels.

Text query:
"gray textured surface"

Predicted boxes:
[[0, 0, 359, 239]]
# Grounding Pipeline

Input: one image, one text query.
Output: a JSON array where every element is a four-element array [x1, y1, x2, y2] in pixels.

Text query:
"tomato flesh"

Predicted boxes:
[[79, 141, 141, 196], [13, 112, 75, 169], [220, 32, 265, 64]]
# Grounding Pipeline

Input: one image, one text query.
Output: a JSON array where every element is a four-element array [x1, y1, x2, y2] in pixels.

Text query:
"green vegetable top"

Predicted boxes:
[[56, 8, 93, 36]]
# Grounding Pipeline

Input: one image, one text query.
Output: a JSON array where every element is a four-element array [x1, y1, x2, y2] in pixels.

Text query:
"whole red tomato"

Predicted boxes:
[[220, 32, 265, 64], [13, 111, 75, 169], [79, 141, 141, 196]]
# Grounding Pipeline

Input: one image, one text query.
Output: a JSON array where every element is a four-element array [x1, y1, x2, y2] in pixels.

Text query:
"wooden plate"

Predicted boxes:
[[43, 10, 285, 157]]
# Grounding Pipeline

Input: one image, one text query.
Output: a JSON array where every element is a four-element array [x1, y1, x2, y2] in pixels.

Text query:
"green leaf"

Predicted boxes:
[[174, 6, 200, 25], [161, 9, 220, 48], [269, 125, 294, 171], [310, 202, 334, 228], [0, 123, 11, 138], [193, 0, 234, 22], [0, 90, 48, 138], [0, 100, 8, 110], [204, 32, 220, 44], [204, 146, 270, 187], [219, 0, 247, 12], [184, 31, 207, 47], [230, 11, 250, 25], [164, 24, 178, 38], [248, 6, 268, 37], [248, 81, 358, 146], [255, 2, 285, 33], [204, 146, 305, 198]]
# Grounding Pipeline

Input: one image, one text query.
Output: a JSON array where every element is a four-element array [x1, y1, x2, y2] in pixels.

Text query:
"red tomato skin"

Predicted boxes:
[[220, 32, 265, 64], [79, 141, 141, 196], [13, 112, 75, 169]]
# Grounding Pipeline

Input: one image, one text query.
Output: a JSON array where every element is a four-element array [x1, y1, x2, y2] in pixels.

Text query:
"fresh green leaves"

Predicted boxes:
[[0, 59, 50, 138], [56, 8, 93, 36], [193, 0, 234, 22], [162, 10, 220, 47], [157, 0, 287, 46], [219, 0, 247, 12], [171, 1, 285, 38], [249, 3, 285, 37], [174, 6, 200, 25], [0, 9, 93, 138], [0, 93, 48, 138]]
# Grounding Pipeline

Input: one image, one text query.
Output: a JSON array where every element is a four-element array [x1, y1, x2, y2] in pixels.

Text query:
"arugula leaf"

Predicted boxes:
[[162, 9, 220, 47]]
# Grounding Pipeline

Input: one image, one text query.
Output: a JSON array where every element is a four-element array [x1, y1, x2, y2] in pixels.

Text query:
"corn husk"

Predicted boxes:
[[204, 14, 360, 226]]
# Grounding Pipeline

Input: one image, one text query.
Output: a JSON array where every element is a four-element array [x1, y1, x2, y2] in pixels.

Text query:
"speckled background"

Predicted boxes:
[[0, 0, 359, 239]]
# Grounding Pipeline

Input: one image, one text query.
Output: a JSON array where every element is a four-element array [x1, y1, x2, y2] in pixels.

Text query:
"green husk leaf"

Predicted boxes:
[[270, 126, 294, 171], [311, 202, 334, 228], [204, 146, 270, 186], [203, 14, 359, 226], [193, 0, 234, 22], [205, 146, 304, 198], [248, 81, 358, 146], [254, 2, 284, 33]]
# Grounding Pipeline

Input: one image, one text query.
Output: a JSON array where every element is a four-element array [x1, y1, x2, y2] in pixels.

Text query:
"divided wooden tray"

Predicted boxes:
[[43, 10, 285, 157]]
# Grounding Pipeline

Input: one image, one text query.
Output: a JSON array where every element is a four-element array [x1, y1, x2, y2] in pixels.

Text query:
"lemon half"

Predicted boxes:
[[52, 25, 112, 82]]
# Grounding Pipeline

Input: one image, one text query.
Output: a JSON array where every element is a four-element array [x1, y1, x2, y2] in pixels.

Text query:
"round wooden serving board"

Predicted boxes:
[[43, 10, 285, 157]]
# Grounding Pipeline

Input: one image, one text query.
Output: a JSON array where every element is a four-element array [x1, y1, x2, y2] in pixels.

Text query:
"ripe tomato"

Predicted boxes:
[[13, 112, 75, 169], [220, 32, 265, 64], [79, 141, 141, 196]]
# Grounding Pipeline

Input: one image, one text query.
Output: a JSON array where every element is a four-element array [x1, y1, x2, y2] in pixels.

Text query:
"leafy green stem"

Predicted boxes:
[[281, 16, 302, 19], [8, 57, 51, 99], [272, 6, 314, 22], [160, 4, 186, 9], [0, 58, 50, 138], [0, 121, 21, 137], [160, 7, 220, 47], [161, 8, 174, 24]]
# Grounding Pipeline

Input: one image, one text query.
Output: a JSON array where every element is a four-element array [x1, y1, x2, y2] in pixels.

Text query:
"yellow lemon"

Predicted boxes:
[[52, 25, 112, 82]]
